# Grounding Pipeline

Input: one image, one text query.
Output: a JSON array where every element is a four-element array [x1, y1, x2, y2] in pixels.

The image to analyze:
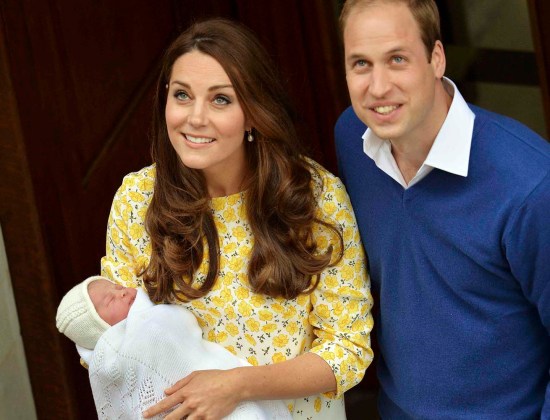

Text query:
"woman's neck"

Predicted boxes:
[[204, 164, 249, 198]]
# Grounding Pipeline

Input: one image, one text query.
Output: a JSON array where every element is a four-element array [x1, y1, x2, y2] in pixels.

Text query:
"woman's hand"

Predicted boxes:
[[143, 353, 336, 419], [142, 369, 243, 420]]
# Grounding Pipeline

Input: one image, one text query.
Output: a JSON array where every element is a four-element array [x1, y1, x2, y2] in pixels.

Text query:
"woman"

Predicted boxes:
[[101, 18, 373, 419]]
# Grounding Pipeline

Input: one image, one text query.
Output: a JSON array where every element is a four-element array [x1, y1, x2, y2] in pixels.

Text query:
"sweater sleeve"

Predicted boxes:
[[307, 169, 374, 398], [100, 167, 154, 287], [504, 172, 550, 416]]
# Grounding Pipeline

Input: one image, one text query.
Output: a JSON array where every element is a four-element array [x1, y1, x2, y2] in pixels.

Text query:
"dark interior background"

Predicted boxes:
[[1, 1, 549, 418]]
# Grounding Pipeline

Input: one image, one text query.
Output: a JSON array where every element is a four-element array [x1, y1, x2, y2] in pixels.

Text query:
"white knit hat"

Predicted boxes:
[[56, 275, 112, 350]]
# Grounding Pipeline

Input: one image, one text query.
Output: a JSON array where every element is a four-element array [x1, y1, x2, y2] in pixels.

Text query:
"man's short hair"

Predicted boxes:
[[339, 0, 442, 61]]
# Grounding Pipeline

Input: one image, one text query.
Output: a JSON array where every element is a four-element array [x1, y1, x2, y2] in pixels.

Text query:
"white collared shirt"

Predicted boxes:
[[362, 78, 475, 189]]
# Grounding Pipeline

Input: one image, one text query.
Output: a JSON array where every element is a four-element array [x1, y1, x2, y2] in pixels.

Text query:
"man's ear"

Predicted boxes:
[[431, 40, 446, 79]]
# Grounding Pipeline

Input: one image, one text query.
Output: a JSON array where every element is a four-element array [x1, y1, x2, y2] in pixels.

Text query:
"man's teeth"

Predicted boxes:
[[374, 105, 399, 115], [186, 135, 214, 144]]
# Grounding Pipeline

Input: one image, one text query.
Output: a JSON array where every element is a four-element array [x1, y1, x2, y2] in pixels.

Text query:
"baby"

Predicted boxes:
[[56, 276, 291, 420], [56, 276, 137, 351]]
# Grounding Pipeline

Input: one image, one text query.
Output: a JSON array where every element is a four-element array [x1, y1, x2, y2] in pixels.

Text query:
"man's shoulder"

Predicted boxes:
[[335, 106, 367, 142], [469, 105, 550, 194], [469, 104, 550, 159]]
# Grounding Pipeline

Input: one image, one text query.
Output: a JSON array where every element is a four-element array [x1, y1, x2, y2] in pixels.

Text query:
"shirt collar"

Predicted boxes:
[[363, 77, 475, 178], [423, 78, 475, 177]]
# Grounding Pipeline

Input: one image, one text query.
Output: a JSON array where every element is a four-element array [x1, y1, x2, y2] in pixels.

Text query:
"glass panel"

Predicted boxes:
[[457, 1, 533, 52], [441, 0, 547, 137]]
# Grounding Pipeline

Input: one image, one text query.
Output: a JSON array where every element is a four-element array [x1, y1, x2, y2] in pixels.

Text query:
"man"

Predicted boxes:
[[335, 0, 550, 418]]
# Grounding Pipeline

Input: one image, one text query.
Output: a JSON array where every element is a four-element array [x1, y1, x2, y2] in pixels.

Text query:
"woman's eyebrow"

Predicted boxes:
[[170, 80, 234, 91]]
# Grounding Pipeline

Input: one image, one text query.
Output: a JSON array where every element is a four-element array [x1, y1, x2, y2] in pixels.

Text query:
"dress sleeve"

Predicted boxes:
[[100, 169, 153, 287], [308, 172, 374, 398]]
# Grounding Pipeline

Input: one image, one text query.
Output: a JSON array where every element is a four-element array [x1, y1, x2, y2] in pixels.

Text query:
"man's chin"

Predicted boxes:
[[367, 124, 403, 142]]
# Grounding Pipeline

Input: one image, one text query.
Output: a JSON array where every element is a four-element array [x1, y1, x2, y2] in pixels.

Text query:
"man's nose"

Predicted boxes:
[[369, 67, 392, 97]]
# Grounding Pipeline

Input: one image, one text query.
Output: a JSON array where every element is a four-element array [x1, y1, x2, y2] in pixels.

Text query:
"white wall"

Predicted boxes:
[[0, 225, 37, 419]]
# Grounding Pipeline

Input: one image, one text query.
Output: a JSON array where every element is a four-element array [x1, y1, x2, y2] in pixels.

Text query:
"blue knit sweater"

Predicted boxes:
[[335, 104, 550, 419]]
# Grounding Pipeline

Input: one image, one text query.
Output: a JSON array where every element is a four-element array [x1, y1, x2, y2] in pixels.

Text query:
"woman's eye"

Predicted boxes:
[[213, 95, 231, 105], [174, 90, 189, 101]]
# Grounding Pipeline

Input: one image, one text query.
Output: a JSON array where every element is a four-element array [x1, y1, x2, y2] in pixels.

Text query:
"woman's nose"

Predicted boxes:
[[188, 103, 207, 126]]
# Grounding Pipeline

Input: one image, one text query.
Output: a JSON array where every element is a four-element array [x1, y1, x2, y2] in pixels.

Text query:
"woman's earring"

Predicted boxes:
[[247, 130, 254, 142]]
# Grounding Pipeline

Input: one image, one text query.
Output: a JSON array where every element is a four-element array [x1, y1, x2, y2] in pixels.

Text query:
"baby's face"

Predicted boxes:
[[88, 279, 137, 326]]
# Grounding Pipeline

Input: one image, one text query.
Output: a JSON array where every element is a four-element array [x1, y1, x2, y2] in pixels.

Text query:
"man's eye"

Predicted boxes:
[[392, 56, 405, 64], [355, 59, 367, 67]]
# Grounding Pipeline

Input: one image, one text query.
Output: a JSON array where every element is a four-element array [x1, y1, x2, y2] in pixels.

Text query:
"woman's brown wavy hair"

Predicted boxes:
[[144, 18, 343, 303]]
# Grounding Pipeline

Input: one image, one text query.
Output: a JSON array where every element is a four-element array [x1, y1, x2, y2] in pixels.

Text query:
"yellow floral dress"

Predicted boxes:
[[101, 162, 373, 419]]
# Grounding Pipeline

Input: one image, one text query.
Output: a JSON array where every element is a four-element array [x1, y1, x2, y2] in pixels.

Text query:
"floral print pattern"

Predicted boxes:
[[101, 162, 373, 418]]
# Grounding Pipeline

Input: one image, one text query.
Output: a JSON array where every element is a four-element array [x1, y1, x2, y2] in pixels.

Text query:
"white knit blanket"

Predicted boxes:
[[85, 289, 292, 419]]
